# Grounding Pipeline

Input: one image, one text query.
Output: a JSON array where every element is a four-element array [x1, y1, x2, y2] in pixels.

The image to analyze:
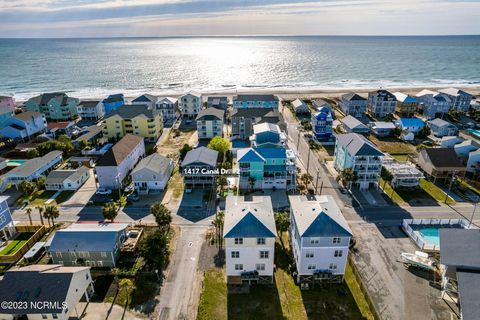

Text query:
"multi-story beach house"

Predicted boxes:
[[439, 88, 473, 113], [102, 94, 125, 114], [0, 96, 15, 127], [334, 133, 384, 189], [395, 118, 425, 135], [77, 100, 105, 120], [24, 92, 79, 121], [181, 147, 218, 189], [155, 97, 179, 123], [207, 96, 228, 110], [289, 194, 352, 284], [233, 94, 279, 109], [454, 140, 479, 159], [416, 89, 452, 120], [179, 92, 202, 119], [393, 92, 418, 117], [367, 90, 397, 118], [465, 149, 480, 174], [95, 134, 145, 189], [103, 104, 163, 142], [340, 93, 367, 118], [131, 94, 158, 109], [428, 118, 458, 137], [196, 108, 224, 139], [231, 108, 283, 140], [0, 196, 15, 245], [131, 153, 174, 194], [311, 106, 333, 141], [381, 157, 424, 189], [292, 99, 310, 114], [224, 195, 277, 285], [417, 148, 465, 182], [0, 111, 47, 140], [369, 121, 396, 137], [250, 123, 286, 148]]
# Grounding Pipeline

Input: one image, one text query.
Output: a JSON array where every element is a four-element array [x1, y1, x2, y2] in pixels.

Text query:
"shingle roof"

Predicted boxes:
[[289, 195, 352, 237], [223, 196, 277, 238], [132, 153, 171, 175], [79, 100, 100, 107], [103, 94, 124, 103], [369, 89, 396, 100], [235, 94, 278, 102], [237, 148, 265, 162], [196, 107, 224, 121], [231, 108, 280, 118], [73, 124, 105, 143], [422, 148, 465, 168], [96, 134, 144, 167], [105, 104, 154, 119], [336, 133, 383, 157], [342, 92, 366, 101], [45, 166, 89, 185], [371, 121, 396, 129], [440, 88, 472, 97], [440, 229, 480, 269], [132, 94, 158, 103], [5, 151, 62, 178], [340, 115, 369, 131], [456, 271, 480, 320], [47, 121, 74, 130], [182, 147, 218, 167], [15, 111, 43, 122], [0, 264, 89, 314], [29, 92, 71, 106], [253, 122, 280, 135], [428, 118, 455, 128]]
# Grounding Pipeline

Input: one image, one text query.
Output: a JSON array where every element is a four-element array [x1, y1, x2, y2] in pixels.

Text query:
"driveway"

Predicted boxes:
[[78, 302, 146, 320], [62, 169, 97, 207]]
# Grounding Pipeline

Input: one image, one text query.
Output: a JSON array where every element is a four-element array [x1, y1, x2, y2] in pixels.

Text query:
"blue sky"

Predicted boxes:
[[0, 0, 479, 37]]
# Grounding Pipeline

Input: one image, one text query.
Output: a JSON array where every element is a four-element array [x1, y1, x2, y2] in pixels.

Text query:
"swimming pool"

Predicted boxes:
[[418, 227, 440, 246], [6, 159, 26, 166], [467, 129, 480, 139]]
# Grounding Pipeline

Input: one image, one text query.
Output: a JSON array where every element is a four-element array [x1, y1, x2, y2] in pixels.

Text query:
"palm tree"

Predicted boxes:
[[44, 205, 60, 227], [336, 168, 358, 189], [150, 202, 172, 232], [300, 173, 313, 190], [213, 211, 224, 247], [36, 206, 45, 226], [381, 167, 394, 189], [275, 212, 290, 249], [102, 202, 118, 222], [25, 207, 33, 225], [248, 176, 256, 192], [217, 175, 228, 196], [118, 278, 134, 309]]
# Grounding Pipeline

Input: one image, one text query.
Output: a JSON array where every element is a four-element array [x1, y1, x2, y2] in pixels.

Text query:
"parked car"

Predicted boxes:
[[127, 193, 139, 202], [124, 183, 134, 194], [95, 188, 112, 195]]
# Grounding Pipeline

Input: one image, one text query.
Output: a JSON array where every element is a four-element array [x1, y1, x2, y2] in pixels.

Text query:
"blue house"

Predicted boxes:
[[48, 223, 128, 267], [102, 94, 125, 114], [311, 106, 334, 141], [395, 118, 425, 134], [0, 196, 15, 245], [250, 123, 286, 148]]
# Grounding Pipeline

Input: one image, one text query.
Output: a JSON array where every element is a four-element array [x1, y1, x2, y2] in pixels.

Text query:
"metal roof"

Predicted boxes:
[[336, 133, 383, 157], [440, 229, 480, 270], [132, 153, 171, 175], [340, 115, 369, 131], [195, 107, 224, 121], [393, 92, 417, 103], [234, 94, 278, 102], [182, 147, 218, 167], [457, 270, 480, 320]]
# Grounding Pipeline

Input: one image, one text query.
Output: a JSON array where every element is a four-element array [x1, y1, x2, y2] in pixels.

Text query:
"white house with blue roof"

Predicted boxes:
[[395, 118, 425, 135], [289, 195, 352, 284], [0, 196, 15, 246], [224, 196, 277, 284], [48, 223, 128, 267]]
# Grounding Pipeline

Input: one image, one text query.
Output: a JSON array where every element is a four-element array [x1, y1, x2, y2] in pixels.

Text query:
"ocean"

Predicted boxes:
[[1, 36, 479, 99]]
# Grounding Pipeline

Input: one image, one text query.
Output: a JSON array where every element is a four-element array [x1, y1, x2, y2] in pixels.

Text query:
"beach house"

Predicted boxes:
[[233, 94, 279, 109], [339, 93, 367, 118], [441, 136, 464, 148], [454, 140, 479, 159], [289, 195, 352, 284], [439, 88, 473, 113], [393, 92, 418, 117], [131, 93, 158, 109], [207, 96, 228, 110], [292, 99, 310, 114], [250, 123, 287, 148], [0, 265, 94, 320], [395, 118, 425, 135], [196, 107, 224, 139], [45, 166, 90, 191], [340, 115, 370, 134], [95, 134, 145, 189], [428, 118, 458, 137], [417, 148, 465, 182], [179, 92, 202, 119], [416, 89, 452, 120], [312, 99, 332, 111], [73, 124, 104, 148], [48, 222, 128, 267], [367, 89, 397, 118], [131, 153, 174, 194], [369, 121, 396, 137], [334, 133, 384, 189], [311, 106, 334, 141], [181, 147, 218, 189], [224, 195, 277, 285], [103, 104, 163, 142], [155, 97, 179, 123], [381, 157, 424, 189], [0, 111, 47, 140], [77, 100, 105, 120], [231, 108, 283, 140], [0, 96, 15, 127], [47, 121, 76, 138], [466, 149, 480, 174], [0, 196, 15, 245], [102, 94, 125, 114], [24, 92, 80, 121]]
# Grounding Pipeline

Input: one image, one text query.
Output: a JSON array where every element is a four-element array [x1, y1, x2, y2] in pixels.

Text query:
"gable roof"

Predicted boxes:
[[289, 195, 352, 237], [223, 196, 277, 238], [47, 121, 74, 130], [253, 122, 281, 135], [132, 153, 171, 175], [397, 118, 425, 127], [237, 148, 265, 162], [456, 271, 480, 320], [371, 121, 396, 129], [105, 104, 154, 119], [96, 134, 144, 167], [231, 107, 280, 118], [235, 94, 278, 102], [103, 94, 124, 104], [292, 99, 306, 108], [79, 100, 100, 107], [428, 118, 455, 128], [393, 92, 417, 103], [455, 139, 480, 151], [5, 151, 62, 178], [182, 147, 218, 167], [15, 111, 43, 122], [369, 89, 396, 100], [196, 107, 224, 121], [255, 147, 287, 159], [46, 166, 89, 185], [440, 87, 472, 97], [422, 148, 464, 168], [440, 229, 480, 270], [342, 92, 366, 101], [340, 115, 369, 130], [132, 94, 158, 103], [336, 133, 383, 157]]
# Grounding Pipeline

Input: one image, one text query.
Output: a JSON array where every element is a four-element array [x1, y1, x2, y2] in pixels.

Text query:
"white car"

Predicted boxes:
[[95, 188, 112, 195]]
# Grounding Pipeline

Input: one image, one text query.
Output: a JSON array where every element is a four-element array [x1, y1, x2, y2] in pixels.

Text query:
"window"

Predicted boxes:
[[310, 238, 319, 245], [329, 263, 337, 270], [235, 264, 243, 270], [256, 264, 265, 271], [307, 264, 316, 270], [257, 238, 266, 245], [231, 251, 240, 258], [260, 251, 269, 259], [334, 250, 343, 257], [306, 251, 314, 258], [333, 237, 341, 244], [234, 238, 243, 245]]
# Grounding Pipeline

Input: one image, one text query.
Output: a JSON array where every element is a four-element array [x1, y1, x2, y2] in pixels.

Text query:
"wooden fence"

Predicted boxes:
[[0, 226, 46, 264]]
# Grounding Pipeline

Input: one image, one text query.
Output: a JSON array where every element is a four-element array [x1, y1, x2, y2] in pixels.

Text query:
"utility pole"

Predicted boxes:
[[315, 170, 320, 192], [306, 148, 311, 174], [469, 196, 479, 228], [444, 172, 456, 204]]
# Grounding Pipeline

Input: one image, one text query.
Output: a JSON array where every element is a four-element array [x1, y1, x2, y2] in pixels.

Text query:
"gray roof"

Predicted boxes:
[[15, 111, 43, 122], [428, 118, 456, 128], [45, 166, 89, 185], [253, 122, 281, 135], [79, 100, 100, 108], [73, 124, 104, 143], [368, 89, 396, 100], [440, 88, 472, 97], [132, 94, 158, 103], [182, 147, 218, 167], [0, 264, 90, 314], [235, 94, 278, 102], [289, 195, 352, 237], [132, 153, 171, 175], [336, 133, 383, 157], [29, 92, 73, 106], [456, 270, 480, 320], [5, 151, 62, 178], [440, 229, 480, 269], [231, 107, 280, 118], [196, 107, 224, 121], [223, 196, 277, 238], [96, 134, 144, 167], [292, 99, 306, 109], [371, 121, 396, 129], [105, 104, 154, 119], [342, 92, 366, 101], [340, 115, 369, 131], [422, 148, 465, 168]]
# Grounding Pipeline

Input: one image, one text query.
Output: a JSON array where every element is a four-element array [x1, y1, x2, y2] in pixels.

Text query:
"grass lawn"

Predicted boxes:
[[391, 154, 410, 161], [0, 233, 34, 255], [420, 179, 455, 205], [197, 235, 374, 320], [104, 273, 158, 309], [368, 135, 416, 155], [457, 179, 480, 197], [18, 190, 57, 206], [55, 190, 75, 204], [167, 169, 184, 200], [379, 178, 455, 205]]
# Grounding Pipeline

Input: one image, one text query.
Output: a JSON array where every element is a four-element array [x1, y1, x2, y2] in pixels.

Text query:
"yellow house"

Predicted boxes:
[[104, 104, 163, 142]]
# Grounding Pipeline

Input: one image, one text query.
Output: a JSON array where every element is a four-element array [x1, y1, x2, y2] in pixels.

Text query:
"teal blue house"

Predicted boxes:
[[24, 92, 79, 121]]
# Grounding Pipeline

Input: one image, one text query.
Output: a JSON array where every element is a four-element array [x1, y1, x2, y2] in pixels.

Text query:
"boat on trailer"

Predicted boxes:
[[400, 251, 436, 271]]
